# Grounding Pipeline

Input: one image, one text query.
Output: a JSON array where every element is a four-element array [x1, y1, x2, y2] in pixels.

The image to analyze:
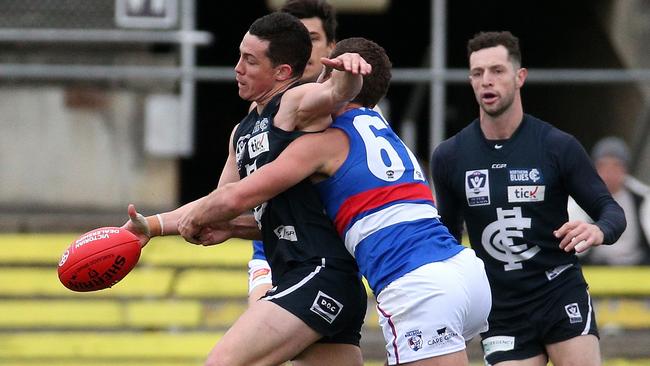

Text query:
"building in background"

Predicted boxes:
[[1, 0, 649, 231]]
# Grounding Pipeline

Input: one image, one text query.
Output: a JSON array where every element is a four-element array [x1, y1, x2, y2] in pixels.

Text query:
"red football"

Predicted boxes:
[[58, 227, 141, 292]]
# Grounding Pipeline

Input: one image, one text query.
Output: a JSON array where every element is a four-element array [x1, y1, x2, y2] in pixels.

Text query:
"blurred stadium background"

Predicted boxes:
[[1, 0, 650, 365]]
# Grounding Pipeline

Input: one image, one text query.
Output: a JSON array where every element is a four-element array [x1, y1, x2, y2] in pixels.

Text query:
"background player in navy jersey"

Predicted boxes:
[[122, 12, 372, 366], [178, 37, 492, 366], [248, 0, 339, 307], [430, 31, 626, 366]]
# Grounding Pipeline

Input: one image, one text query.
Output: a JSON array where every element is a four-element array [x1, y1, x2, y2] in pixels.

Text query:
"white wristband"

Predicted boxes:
[[156, 214, 164, 236]]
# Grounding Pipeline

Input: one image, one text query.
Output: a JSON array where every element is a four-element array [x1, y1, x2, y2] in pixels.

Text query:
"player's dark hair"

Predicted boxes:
[[280, 0, 337, 44], [467, 31, 522, 67], [329, 37, 391, 108], [249, 12, 312, 79]]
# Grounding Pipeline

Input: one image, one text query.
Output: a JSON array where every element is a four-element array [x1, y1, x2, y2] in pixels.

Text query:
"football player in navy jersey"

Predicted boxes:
[[248, 0, 339, 308], [123, 12, 372, 366], [430, 31, 626, 366], [179, 37, 492, 366]]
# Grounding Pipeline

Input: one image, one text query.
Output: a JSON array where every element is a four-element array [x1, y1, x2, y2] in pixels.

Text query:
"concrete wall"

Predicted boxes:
[[0, 86, 178, 212], [599, 0, 650, 182]]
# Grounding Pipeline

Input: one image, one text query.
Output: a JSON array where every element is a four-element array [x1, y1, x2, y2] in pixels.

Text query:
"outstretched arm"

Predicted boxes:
[[121, 124, 247, 246], [177, 130, 342, 245], [121, 199, 202, 247], [274, 52, 371, 132], [122, 200, 261, 247]]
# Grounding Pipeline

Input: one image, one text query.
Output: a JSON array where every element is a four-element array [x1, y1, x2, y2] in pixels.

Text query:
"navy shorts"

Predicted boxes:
[[262, 258, 367, 346], [481, 272, 599, 364]]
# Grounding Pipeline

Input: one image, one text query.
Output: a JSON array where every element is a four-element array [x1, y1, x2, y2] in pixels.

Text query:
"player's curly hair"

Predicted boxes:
[[467, 31, 522, 68], [330, 37, 391, 108]]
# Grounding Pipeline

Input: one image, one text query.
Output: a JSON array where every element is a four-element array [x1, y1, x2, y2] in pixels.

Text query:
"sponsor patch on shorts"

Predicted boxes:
[[310, 291, 343, 324], [404, 329, 423, 351], [426, 326, 460, 348], [482, 335, 515, 356], [565, 302, 583, 324]]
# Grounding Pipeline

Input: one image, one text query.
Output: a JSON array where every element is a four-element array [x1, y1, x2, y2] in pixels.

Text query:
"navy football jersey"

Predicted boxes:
[[431, 114, 625, 308], [233, 91, 357, 281]]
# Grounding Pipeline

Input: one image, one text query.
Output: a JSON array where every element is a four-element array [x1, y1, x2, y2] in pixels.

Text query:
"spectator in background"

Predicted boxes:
[[569, 136, 650, 265]]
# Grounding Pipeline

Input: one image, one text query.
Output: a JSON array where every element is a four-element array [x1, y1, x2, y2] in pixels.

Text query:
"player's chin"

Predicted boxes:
[[483, 104, 506, 117], [237, 89, 252, 101]]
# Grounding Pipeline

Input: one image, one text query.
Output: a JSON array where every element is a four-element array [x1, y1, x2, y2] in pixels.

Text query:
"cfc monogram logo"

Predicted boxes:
[[481, 207, 540, 270]]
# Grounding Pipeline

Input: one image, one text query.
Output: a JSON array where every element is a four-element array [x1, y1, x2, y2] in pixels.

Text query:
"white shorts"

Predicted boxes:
[[376, 248, 491, 365]]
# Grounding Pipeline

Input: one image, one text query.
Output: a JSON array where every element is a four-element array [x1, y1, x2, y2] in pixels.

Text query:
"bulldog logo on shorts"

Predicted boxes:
[[405, 329, 423, 351], [310, 291, 343, 324]]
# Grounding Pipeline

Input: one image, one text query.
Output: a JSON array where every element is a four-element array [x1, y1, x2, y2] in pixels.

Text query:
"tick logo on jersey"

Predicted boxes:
[[310, 291, 343, 324], [507, 185, 546, 203], [481, 207, 541, 270], [274, 225, 297, 241], [248, 132, 269, 159], [404, 330, 423, 351], [564, 303, 583, 324], [508, 168, 543, 183], [465, 170, 490, 206]]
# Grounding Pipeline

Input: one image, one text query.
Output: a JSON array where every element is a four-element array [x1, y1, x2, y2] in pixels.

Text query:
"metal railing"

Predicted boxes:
[[0, 0, 649, 163]]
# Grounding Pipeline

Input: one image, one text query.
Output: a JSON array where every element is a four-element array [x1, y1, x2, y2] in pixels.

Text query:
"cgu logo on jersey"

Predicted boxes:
[[465, 170, 490, 206], [274, 225, 298, 241], [248, 132, 269, 159], [508, 168, 543, 183], [507, 185, 545, 203], [481, 207, 540, 271]]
